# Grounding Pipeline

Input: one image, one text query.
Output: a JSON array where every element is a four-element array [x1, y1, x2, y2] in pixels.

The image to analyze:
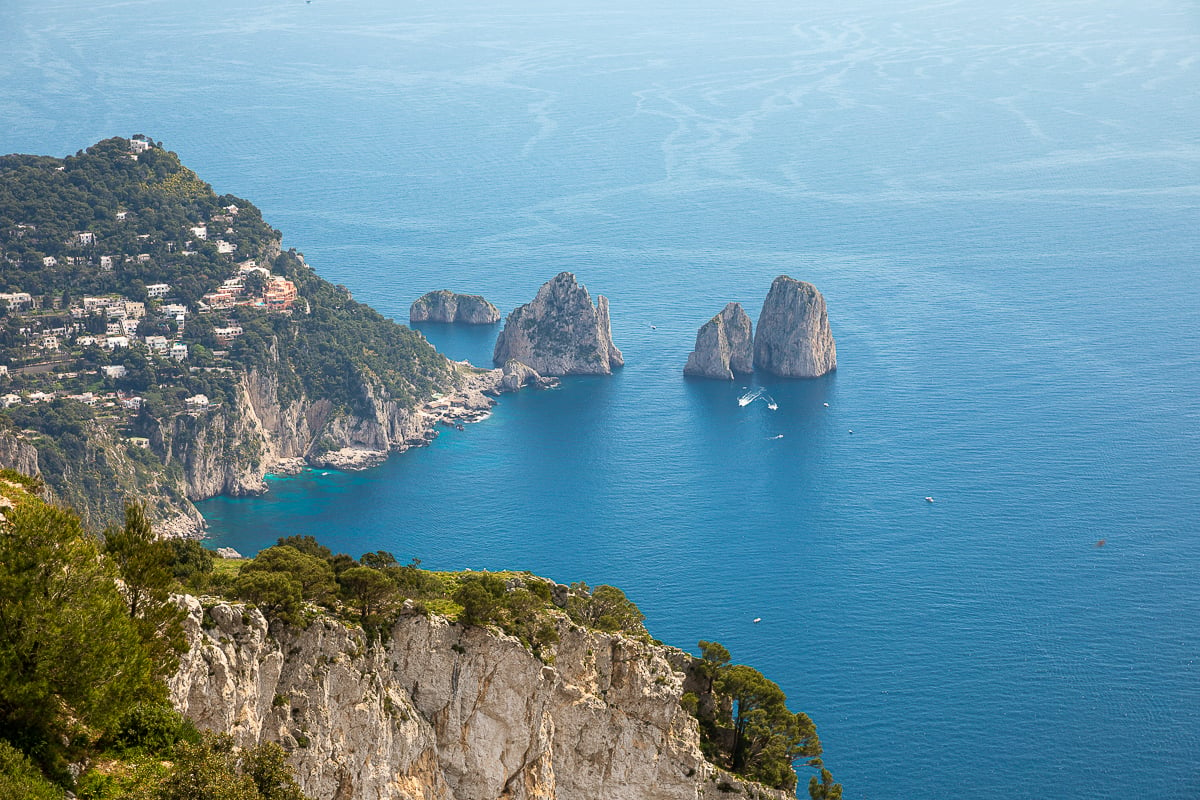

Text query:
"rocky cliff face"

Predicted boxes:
[[171, 598, 790, 800], [493, 273, 624, 376], [683, 303, 754, 380], [753, 276, 836, 378], [0, 432, 40, 478], [410, 291, 501, 325]]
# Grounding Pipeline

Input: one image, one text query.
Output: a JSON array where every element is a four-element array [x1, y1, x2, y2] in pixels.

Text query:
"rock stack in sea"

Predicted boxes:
[[683, 302, 754, 380], [409, 290, 500, 324], [493, 272, 624, 375], [753, 275, 836, 377]]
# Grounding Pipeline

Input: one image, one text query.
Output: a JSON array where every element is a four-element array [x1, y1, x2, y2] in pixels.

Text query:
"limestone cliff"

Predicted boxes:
[[493, 273, 624, 376], [0, 432, 40, 479], [683, 303, 754, 380], [171, 597, 792, 800], [410, 291, 501, 325], [753, 276, 837, 378]]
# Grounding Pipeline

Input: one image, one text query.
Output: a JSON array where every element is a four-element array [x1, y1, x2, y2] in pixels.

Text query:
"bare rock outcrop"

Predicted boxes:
[[170, 597, 793, 800], [683, 303, 754, 380], [500, 360, 558, 392], [0, 432, 40, 479], [493, 273, 623, 376], [410, 291, 501, 325], [753, 276, 837, 378]]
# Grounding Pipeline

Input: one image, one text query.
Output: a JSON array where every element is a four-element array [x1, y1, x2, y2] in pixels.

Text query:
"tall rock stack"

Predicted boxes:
[[493, 272, 624, 375], [409, 290, 500, 324], [752, 276, 836, 377], [683, 302, 754, 380]]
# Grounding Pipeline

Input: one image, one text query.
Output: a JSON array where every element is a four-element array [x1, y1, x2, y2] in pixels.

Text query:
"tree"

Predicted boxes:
[[233, 570, 302, 624], [0, 500, 157, 776], [240, 545, 336, 605], [103, 501, 187, 675], [240, 741, 307, 800], [242, 270, 267, 297], [338, 566, 397, 623], [104, 501, 171, 619], [692, 641, 833, 794], [565, 582, 645, 634], [809, 767, 843, 800]]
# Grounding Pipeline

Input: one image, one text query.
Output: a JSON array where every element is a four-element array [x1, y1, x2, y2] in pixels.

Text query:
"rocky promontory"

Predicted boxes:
[[683, 302, 754, 380], [493, 272, 624, 375], [410, 290, 501, 324], [170, 596, 795, 800], [753, 276, 837, 378]]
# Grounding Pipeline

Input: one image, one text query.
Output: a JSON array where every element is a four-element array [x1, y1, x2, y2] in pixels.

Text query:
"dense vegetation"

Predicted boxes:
[[0, 137, 457, 528], [0, 478, 310, 799]]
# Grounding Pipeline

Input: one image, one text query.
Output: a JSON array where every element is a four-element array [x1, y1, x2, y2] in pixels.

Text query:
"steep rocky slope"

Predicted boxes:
[[753, 277, 836, 378], [170, 598, 792, 800], [493, 273, 624, 376], [683, 303, 754, 380]]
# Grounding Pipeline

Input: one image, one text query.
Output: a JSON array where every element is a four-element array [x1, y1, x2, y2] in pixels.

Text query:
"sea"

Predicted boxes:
[[2, 0, 1198, 797]]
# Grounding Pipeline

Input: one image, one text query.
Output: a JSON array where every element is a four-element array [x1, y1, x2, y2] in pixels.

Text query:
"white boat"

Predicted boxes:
[[925, 496, 935, 503]]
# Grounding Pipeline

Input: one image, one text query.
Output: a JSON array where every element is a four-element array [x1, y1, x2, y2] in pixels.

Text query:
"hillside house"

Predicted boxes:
[[184, 394, 209, 408], [102, 365, 127, 379], [77, 231, 95, 246], [99, 255, 114, 270], [216, 240, 238, 255], [213, 325, 243, 344], [42, 256, 57, 267], [264, 277, 298, 312], [0, 293, 33, 311], [105, 336, 130, 350], [170, 342, 188, 361], [146, 283, 170, 299], [144, 335, 169, 353], [189, 225, 207, 240]]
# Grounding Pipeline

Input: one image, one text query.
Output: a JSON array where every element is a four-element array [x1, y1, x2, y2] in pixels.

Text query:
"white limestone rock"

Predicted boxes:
[[683, 303, 754, 380], [753, 275, 837, 378], [492, 273, 623, 376]]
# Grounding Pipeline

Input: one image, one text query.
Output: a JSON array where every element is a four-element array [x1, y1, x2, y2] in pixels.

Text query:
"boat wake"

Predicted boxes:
[[738, 388, 764, 407]]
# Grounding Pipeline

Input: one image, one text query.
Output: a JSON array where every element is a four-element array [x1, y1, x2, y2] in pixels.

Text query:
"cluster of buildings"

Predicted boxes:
[[201, 260, 298, 313]]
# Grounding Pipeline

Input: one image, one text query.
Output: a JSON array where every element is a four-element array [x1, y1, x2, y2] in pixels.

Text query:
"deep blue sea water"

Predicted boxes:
[[3, 1, 1199, 797]]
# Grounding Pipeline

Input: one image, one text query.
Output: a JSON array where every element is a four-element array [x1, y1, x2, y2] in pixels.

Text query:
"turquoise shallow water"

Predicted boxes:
[[3, 1, 1199, 797]]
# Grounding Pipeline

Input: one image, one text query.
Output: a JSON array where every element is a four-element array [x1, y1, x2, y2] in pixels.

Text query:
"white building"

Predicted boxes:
[[216, 240, 238, 255], [1, 393, 21, 407], [121, 319, 139, 337], [102, 365, 127, 379], [189, 225, 208, 240], [184, 394, 209, 408], [77, 231, 95, 246], [146, 283, 170, 298], [99, 255, 114, 270], [43, 256, 57, 267], [170, 342, 188, 361], [105, 336, 130, 350], [144, 335, 169, 352]]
